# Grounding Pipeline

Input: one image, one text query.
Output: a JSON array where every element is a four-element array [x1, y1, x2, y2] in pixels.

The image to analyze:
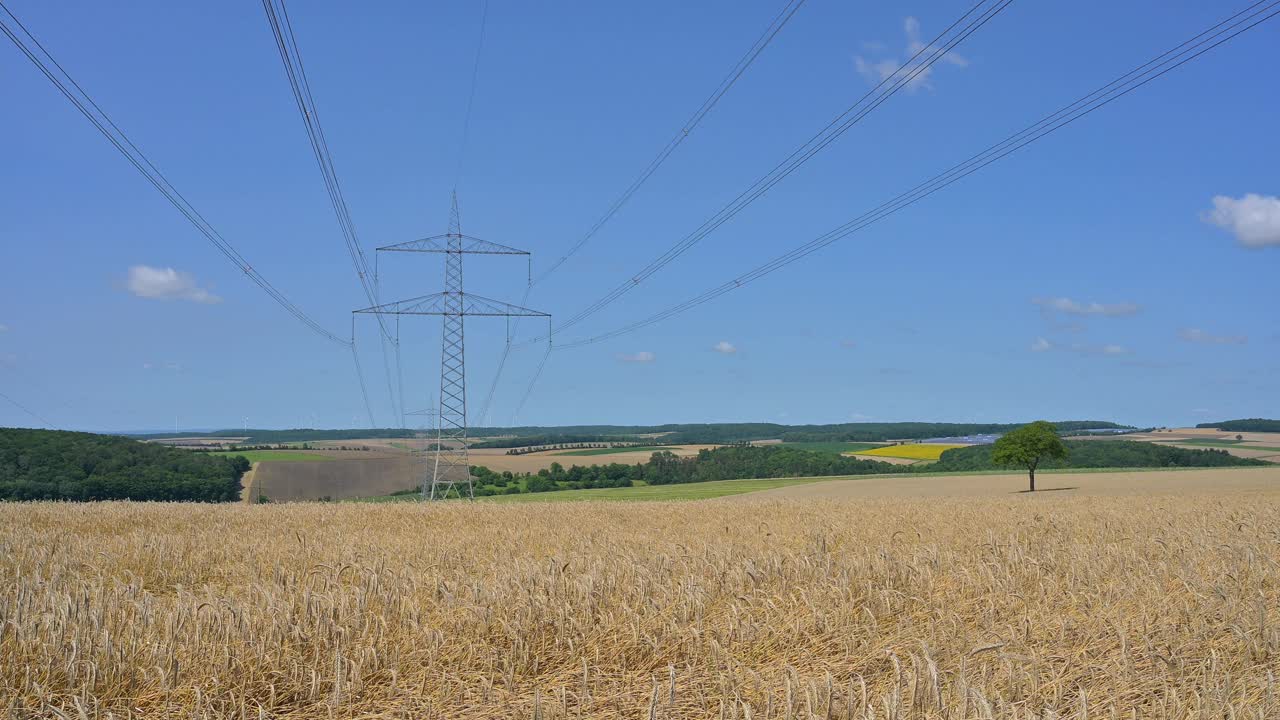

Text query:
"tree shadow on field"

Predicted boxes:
[[1011, 486, 1079, 494]]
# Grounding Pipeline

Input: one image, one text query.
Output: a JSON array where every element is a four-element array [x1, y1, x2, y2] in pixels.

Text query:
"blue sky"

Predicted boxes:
[[1, 0, 1276, 432]]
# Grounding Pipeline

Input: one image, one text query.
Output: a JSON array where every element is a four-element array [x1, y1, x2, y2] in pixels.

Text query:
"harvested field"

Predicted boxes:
[[145, 436, 249, 448], [1160, 443, 1280, 461], [311, 438, 422, 455], [242, 445, 718, 500], [204, 449, 337, 463], [745, 465, 1280, 500], [3, 482, 1280, 718], [779, 441, 885, 454], [553, 445, 668, 456], [252, 457, 425, 501], [1125, 428, 1280, 444]]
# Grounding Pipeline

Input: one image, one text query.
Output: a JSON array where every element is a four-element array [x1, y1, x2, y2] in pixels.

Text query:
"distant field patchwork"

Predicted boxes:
[[779, 441, 886, 454], [553, 445, 669, 456], [203, 450, 336, 463], [1165, 440, 1280, 452]]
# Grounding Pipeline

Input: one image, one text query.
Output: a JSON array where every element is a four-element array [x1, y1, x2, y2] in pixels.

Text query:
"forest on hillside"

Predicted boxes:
[[127, 428, 418, 443], [130, 421, 1133, 447], [469, 420, 1132, 447], [1195, 419, 1280, 433], [0, 428, 248, 501], [933, 440, 1266, 472]]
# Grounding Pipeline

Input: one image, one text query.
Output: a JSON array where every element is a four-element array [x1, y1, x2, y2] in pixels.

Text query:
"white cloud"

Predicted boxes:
[[0, 324, 8, 332], [1202, 194, 1280, 248], [854, 57, 905, 86], [713, 341, 737, 354], [1179, 328, 1247, 345], [905, 17, 968, 68], [126, 265, 221, 304], [854, 16, 968, 92], [617, 351, 655, 364], [1033, 297, 1139, 317], [1031, 338, 1128, 356], [142, 361, 183, 372]]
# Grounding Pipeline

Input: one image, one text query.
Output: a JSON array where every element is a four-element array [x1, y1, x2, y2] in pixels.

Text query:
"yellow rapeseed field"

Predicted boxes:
[[854, 443, 966, 460], [2, 495, 1279, 718]]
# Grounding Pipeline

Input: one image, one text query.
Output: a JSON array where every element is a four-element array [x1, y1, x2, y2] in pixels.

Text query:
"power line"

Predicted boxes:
[[554, 0, 1280, 349], [513, 340, 552, 426], [395, 314, 406, 429], [349, 316, 377, 427], [534, 0, 1014, 341], [476, 259, 531, 426], [0, 1, 348, 347], [454, 0, 490, 189], [263, 0, 406, 423], [262, 0, 377, 304], [0, 389, 57, 429], [478, 0, 808, 420], [533, 0, 809, 285]]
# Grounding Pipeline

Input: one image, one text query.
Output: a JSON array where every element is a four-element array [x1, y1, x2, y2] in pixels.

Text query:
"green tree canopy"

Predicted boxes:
[[990, 421, 1068, 492]]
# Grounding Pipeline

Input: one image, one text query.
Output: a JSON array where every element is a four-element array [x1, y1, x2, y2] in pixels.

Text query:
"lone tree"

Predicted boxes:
[[991, 420, 1068, 492]]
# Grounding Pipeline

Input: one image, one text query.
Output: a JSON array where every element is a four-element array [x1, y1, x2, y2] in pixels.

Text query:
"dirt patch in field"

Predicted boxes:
[[738, 466, 1280, 500], [238, 463, 258, 503], [252, 457, 447, 501]]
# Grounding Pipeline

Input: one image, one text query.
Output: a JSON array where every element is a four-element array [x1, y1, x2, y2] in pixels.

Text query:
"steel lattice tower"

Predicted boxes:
[[356, 194, 549, 500], [434, 197, 469, 499]]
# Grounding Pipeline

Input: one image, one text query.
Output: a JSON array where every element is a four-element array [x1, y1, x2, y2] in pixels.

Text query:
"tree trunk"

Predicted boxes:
[[1028, 467, 1036, 492]]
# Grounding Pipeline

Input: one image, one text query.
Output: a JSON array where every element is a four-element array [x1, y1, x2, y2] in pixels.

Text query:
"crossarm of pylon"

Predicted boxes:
[[376, 234, 530, 255], [354, 291, 549, 317]]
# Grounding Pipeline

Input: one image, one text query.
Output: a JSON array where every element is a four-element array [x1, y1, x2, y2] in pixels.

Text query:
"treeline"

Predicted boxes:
[[642, 447, 907, 484], [776, 421, 1130, 443], [128, 421, 1135, 448], [1, 428, 248, 502], [471, 463, 641, 495], [469, 421, 1130, 446], [1195, 419, 1280, 433], [933, 440, 1266, 472], [460, 446, 905, 496], [128, 428, 419, 444]]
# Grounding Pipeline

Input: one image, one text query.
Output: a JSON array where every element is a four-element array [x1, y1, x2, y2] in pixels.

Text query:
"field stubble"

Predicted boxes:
[[2, 494, 1279, 718]]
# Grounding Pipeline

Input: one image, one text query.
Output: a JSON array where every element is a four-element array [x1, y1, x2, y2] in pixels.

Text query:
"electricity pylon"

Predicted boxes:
[[355, 194, 549, 500]]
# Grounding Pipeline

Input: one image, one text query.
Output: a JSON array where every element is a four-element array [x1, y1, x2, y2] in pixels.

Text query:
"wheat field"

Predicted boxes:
[[2, 494, 1279, 719]]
